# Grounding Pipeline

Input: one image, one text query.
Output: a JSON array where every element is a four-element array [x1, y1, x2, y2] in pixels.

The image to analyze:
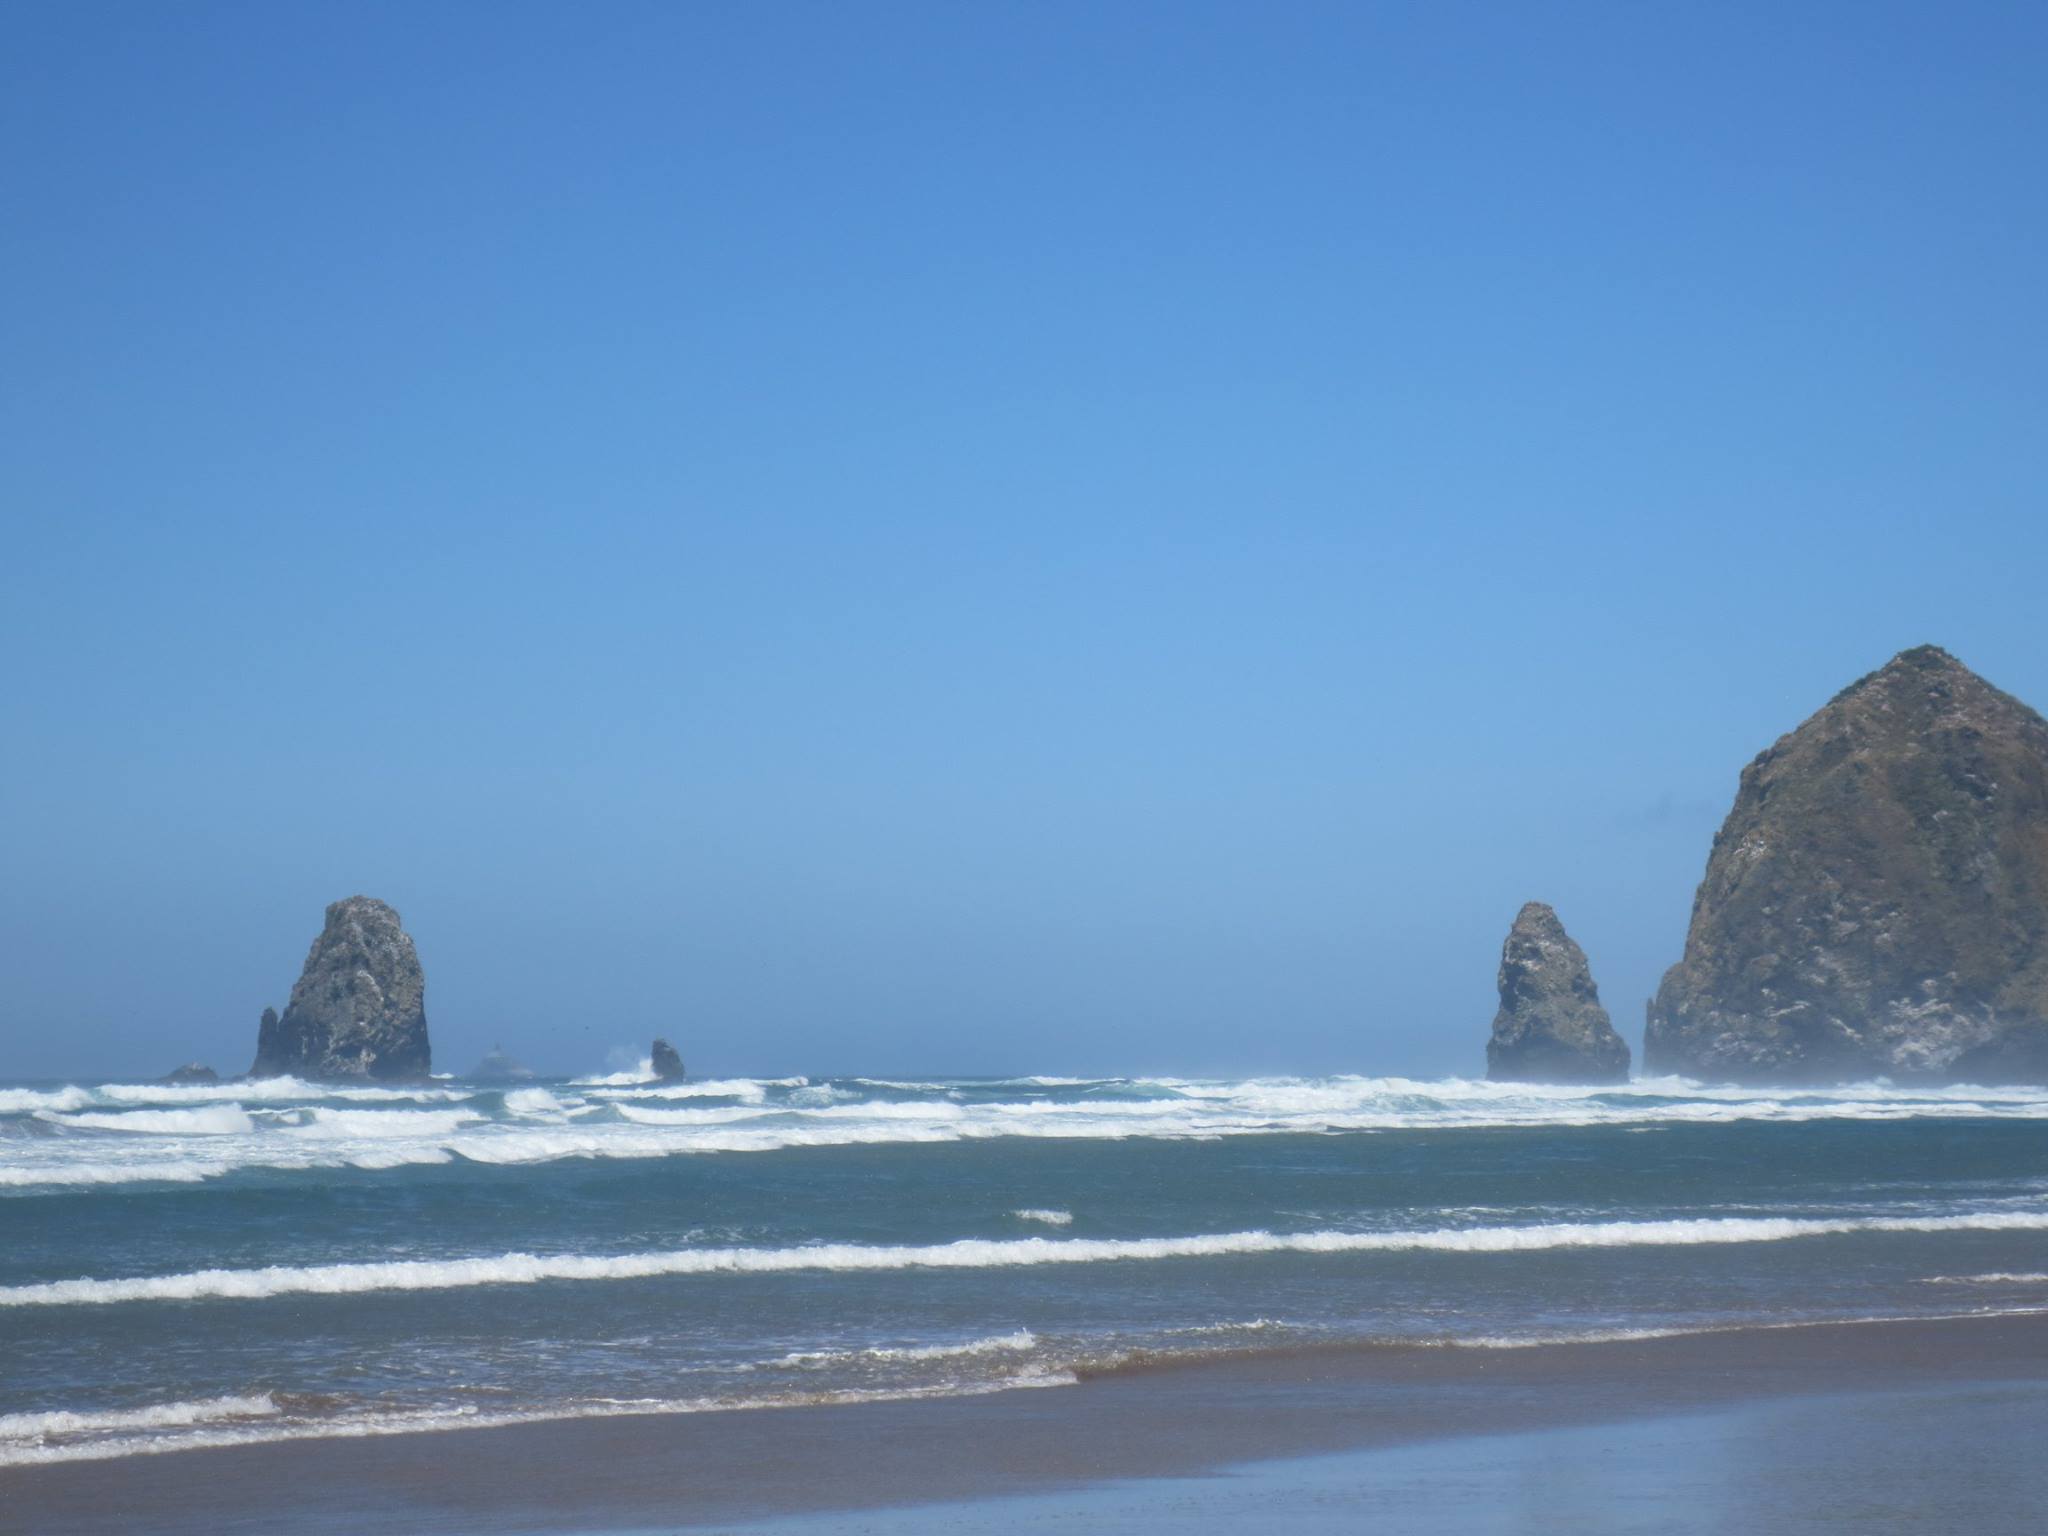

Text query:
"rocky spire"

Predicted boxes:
[[1486, 902, 1631, 1083], [250, 896, 431, 1081], [1646, 646, 2048, 1083]]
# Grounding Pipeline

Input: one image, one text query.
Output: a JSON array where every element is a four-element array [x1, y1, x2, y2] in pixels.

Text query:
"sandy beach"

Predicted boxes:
[[8, 1310, 2047, 1535]]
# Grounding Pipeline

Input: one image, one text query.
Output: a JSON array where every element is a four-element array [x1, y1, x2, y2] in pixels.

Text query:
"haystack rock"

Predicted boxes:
[[1485, 902, 1630, 1083], [250, 896, 432, 1081], [1646, 646, 2048, 1084], [651, 1038, 686, 1083]]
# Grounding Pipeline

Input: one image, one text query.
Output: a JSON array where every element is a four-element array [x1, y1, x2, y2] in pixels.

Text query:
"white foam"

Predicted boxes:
[[612, 1103, 782, 1128], [0, 1161, 233, 1189], [775, 1329, 1039, 1366], [571, 1065, 656, 1087], [1013, 1208, 1074, 1226], [1161, 1317, 1293, 1336], [501, 1087, 567, 1116], [1006, 1076, 1102, 1087], [1923, 1272, 2048, 1285], [343, 1147, 456, 1171], [592, 1078, 776, 1103], [1434, 1303, 2048, 1350], [12, 1211, 2048, 1309], [851, 1078, 957, 1092], [98, 1078, 467, 1105], [0, 1086, 93, 1114], [40, 1106, 256, 1136], [0, 1376, 1075, 1468], [15, 1072, 2048, 1193], [287, 1108, 482, 1139], [0, 1393, 279, 1442]]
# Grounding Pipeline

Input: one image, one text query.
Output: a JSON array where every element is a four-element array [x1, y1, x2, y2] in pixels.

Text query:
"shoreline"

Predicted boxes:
[[7, 1310, 2048, 1534]]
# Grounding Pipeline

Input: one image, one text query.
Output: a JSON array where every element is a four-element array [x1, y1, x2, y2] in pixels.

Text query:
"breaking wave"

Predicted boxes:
[[11, 1072, 2048, 1192], [11, 1211, 2048, 1309], [0, 1393, 280, 1442], [37, 1107, 255, 1136]]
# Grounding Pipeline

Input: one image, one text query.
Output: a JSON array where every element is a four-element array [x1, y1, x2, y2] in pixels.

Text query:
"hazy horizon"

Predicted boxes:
[[13, 636, 2048, 1086], [6, 3, 2047, 1081]]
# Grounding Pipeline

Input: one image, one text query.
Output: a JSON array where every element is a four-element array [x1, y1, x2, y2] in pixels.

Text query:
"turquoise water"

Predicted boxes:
[[5, 1071, 2048, 1465]]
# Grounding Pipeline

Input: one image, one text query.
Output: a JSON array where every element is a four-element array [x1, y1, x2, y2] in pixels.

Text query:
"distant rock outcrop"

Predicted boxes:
[[1646, 646, 2048, 1084], [250, 897, 431, 1081], [160, 1063, 219, 1084], [469, 1046, 535, 1084], [1486, 902, 1631, 1083], [651, 1038, 685, 1083]]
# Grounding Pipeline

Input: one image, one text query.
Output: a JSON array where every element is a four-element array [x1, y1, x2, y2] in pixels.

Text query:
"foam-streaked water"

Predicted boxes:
[[5, 1071, 2048, 1466]]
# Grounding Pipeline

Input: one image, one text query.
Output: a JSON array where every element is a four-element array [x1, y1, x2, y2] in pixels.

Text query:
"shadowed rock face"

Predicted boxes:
[[1486, 902, 1631, 1083], [250, 897, 431, 1081], [1646, 646, 2048, 1084], [651, 1038, 685, 1083]]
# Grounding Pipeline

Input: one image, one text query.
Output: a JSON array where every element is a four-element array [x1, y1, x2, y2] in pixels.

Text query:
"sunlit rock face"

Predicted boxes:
[[251, 896, 431, 1081], [1486, 902, 1630, 1084], [1647, 646, 2048, 1085]]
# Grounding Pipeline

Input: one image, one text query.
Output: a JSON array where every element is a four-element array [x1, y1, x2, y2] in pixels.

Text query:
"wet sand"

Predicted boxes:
[[722, 1378, 2048, 1534], [7, 1312, 2048, 1535]]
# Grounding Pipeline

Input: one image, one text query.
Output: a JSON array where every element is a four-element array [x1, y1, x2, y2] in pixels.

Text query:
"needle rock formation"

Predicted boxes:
[[251, 896, 432, 1081], [1646, 646, 2048, 1084], [1486, 902, 1631, 1083]]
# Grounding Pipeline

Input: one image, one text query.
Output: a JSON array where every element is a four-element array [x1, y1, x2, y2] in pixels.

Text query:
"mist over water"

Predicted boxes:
[[5, 1071, 2048, 1466]]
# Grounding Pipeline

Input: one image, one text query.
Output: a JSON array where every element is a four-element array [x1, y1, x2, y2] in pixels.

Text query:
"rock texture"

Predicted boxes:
[[250, 897, 431, 1081], [160, 1063, 219, 1084], [1646, 646, 2048, 1084], [1486, 902, 1631, 1083], [650, 1038, 685, 1083]]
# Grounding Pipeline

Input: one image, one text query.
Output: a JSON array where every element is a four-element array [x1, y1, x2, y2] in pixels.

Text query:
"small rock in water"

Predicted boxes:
[[650, 1038, 686, 1083], [469, 1046, 535, 1084], [160, 1063, 219, 1084], [1486, 902, 1631, 1084]]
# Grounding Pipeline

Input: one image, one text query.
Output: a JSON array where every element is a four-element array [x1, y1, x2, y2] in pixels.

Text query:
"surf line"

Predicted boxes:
[[8, 1211, 2048, 1309]]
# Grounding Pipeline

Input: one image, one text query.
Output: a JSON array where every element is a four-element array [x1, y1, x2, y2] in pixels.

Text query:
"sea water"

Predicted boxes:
[[4, 1071, 2047, 1466]]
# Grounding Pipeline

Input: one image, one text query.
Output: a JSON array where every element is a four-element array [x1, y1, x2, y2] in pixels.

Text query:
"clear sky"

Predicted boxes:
[[4, 1, 2044, 1082]]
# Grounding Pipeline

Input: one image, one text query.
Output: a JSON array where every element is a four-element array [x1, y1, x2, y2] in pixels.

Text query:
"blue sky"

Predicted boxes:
[[4, 1, 2044, 1080]]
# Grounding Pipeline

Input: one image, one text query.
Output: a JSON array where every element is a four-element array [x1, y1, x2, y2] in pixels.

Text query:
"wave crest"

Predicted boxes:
[[11, 1211, 2048, 1309]]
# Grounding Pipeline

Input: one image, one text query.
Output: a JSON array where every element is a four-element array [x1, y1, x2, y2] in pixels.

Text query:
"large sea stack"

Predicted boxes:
[[1646, 646, 2048, 1084], [1486, 902, 1631, 1083], [251, 896, 432, 1081]]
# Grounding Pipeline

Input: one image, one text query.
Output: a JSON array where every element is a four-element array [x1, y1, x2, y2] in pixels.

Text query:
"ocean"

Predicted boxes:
[[5, 1069, 2048, 1471]]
